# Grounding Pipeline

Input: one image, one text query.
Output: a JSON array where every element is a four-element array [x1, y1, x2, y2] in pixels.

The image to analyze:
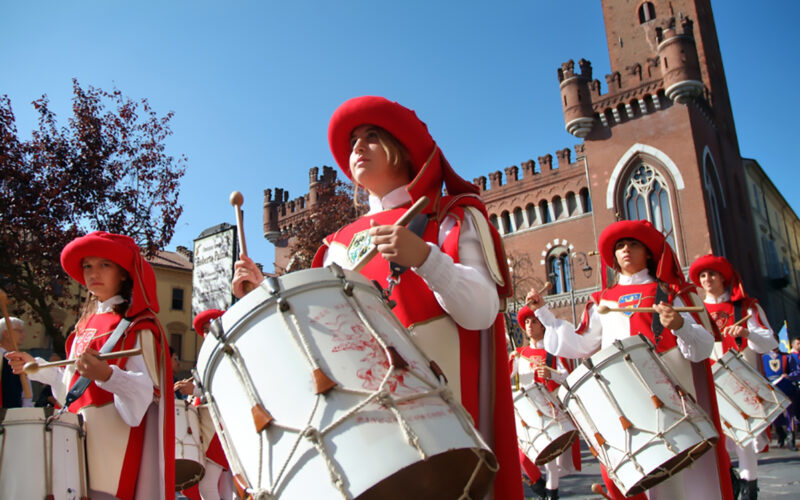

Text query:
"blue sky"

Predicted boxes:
[[2, 1, 796, 273]]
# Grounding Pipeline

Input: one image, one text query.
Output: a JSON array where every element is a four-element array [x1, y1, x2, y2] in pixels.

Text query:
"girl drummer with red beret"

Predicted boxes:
[[6, 231, 175, 500], [233, 96, 522, 499], [689, 254, 777, 499], [524, 220, 733, 500]]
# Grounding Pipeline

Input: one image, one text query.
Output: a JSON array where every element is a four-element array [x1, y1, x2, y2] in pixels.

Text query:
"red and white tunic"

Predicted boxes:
[[313, 186, 521, 500], [29, 296, 172, 500]]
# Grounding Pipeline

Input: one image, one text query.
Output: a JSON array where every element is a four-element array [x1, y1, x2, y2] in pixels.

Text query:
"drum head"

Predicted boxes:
[[356, 448, 496, 500], [175, 459, 205, 491], [534, 430, 579, 466], [624, 436, 717, 496]]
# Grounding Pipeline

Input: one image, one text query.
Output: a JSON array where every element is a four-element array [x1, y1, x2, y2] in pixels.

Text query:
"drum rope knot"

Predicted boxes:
[[302, 426, 352, 499]]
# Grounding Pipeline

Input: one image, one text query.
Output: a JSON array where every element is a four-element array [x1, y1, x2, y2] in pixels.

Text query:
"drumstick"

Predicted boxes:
[[596, 304, 705, 314], [524, 282, 552, 307], [591, 483, 613, 500], [350, 196, 430, 273], [230, 190, 254, 294], [0, 289, 32, 398], [22, 348, 143, 375], [731, 313, 752, 328]]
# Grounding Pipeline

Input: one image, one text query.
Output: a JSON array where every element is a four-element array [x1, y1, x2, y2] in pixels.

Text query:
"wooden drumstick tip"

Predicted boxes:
[[597, 305, 612, 314], [540, 281, 552, 293], [229, 190, 244, 207]]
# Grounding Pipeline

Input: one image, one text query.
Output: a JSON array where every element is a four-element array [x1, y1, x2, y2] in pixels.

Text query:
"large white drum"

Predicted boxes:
[[175, 398, 205, 490], [713, 349, 790, 448], [0, 408, 89, 500], [195, 264, 496, 499], [513, 382, 578, 465], [558, 335, 718, 496]]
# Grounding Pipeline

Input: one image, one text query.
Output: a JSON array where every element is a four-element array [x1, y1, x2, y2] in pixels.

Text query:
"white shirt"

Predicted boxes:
[[322, 186, 500, 330], [703, 291, 778, 354], [27, 296, 154, 427], [540, 269, 714, 362]]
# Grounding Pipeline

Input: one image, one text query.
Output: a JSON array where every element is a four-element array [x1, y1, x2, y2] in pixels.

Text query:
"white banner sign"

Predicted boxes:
[[192, 225, 237, 318]]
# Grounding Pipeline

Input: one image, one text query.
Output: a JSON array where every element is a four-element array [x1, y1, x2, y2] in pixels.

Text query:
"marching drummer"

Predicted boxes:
[[5, 231, 175, 500], [233, 96, 522, 500], [0, 317, 34, 408], [175, 309, 236, 500], [525, 220, 731, 500], [690, 254, 778, 499], [511, 305, 579, 500]]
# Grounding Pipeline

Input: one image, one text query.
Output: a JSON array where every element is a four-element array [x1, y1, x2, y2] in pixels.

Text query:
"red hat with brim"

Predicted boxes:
[[689, 255, 734, 287], [193, 309, 225, 337], [328, 96, 478, 210], [598, 220, 687, 289], [61, 231, 159, 317], [517, 305, 535, 329]]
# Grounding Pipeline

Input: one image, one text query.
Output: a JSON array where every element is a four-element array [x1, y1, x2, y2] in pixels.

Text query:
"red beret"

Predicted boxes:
[[689, 254, 734, 287], [327, 96, 478, 209], [61, 231, 159, 316], [517, 306, 535, 328], [193, 309, 225, 337], [598, 220, 665, 271]]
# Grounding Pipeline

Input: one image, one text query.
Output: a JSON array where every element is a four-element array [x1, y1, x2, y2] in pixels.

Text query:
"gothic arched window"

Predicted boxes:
[[638, 2, 656, 24], [703, 155, 726, 256], [547, 247, 571, 294], [623, 163, 676, 249]]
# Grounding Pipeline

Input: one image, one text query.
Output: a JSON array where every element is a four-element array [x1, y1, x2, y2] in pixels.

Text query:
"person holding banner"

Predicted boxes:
[[689, 254, 777, 499], [233, 96, 522, 499], [5, 231, 174, 500]]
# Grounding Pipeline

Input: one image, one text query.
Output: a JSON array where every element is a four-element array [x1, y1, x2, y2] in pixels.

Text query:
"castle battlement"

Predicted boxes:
[[473, 145, 584, 195]]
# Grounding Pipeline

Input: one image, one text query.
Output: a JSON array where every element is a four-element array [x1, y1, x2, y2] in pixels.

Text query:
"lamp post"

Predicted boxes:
[[548, 250, 594, 324]]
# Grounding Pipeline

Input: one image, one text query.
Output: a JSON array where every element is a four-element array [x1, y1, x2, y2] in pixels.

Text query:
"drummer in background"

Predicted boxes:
[[175, 309, 235, 500], [0, 317, 34, 408], [525, 220, 732, 500], [233, 96, 522, 500], [5, 231, 175, 500], [689, 254, 777, 500], [510, 305, 579, 500]]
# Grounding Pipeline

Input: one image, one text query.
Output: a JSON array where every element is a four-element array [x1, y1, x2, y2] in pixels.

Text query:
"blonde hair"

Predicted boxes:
[[351, 126, 414, 208]]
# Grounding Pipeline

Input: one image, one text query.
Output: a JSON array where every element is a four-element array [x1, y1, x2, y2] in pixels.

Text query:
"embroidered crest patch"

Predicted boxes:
[[618, 293, 642, 317], [347, 229, 373, 265], [711, 310, 730, 332], [73, 328, 97, 356], [769, 358, 780, 373]]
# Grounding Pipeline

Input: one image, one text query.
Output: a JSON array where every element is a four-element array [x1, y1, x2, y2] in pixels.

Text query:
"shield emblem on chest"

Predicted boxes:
[[769, 358, 781, 373], [347, 229, 372, 265], [711, 310, 730, 331], [618, 293, 642, 317]]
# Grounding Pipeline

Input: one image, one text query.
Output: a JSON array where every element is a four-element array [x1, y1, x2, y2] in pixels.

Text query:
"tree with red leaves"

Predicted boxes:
[[0, 80, 186, 354]]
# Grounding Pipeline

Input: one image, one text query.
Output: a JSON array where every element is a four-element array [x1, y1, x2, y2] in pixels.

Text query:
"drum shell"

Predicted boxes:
[[513, 382, 578, 465], [174, 399, 205, 490], [712, 349, 791, 447], [196, 266, 496, 499], [0, 408, 88, 500], [558, 335, 718, 496]]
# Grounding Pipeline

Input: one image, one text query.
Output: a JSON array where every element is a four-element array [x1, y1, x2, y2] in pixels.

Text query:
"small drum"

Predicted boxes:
[[0, 408, 89, 500], [513, 382, 578, 465], [558, 335, 718, 496], [195, 264, 496, 499], [175, 398, 205, 490], [713, 349, 790, 448]]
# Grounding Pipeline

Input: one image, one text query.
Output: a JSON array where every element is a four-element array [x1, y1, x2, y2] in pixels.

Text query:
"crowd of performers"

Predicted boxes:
[[1, 95, 798, 500]]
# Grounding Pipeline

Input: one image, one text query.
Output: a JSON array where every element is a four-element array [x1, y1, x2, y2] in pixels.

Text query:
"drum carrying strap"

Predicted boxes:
[[650, 281, 669, 345], [63, 318, 131, 408], [733, 300, 744, 348]]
